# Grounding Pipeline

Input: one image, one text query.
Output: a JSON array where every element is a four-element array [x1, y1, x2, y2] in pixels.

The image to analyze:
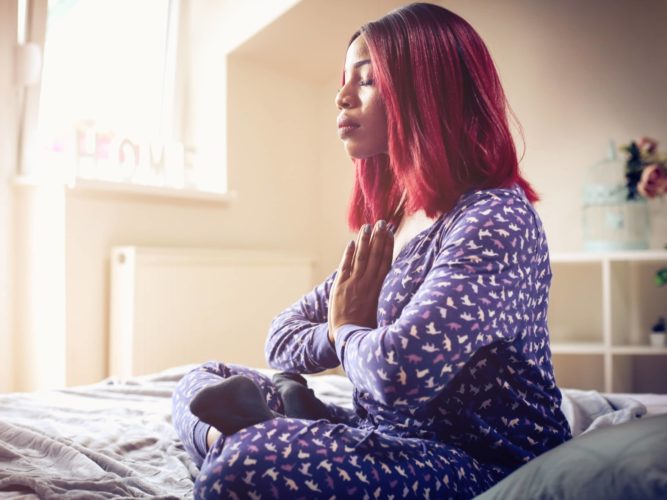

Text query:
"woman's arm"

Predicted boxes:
[[266, 221, 391, 373], [264, 271, 340, 373], [333, 194, 543, 406]]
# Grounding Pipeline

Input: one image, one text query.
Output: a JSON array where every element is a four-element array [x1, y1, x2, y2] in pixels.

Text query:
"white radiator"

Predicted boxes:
[[109, 247, 313, 377]]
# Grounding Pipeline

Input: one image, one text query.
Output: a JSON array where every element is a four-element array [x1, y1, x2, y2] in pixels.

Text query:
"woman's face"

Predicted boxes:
[[336, 35, 388, 159]]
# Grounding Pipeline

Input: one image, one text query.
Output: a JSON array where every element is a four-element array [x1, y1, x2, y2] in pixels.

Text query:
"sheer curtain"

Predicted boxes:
[[0, 0, 66, 393], [0, 0, 19, 392]]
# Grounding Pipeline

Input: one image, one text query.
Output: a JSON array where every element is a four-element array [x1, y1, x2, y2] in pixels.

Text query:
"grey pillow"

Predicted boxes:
[[476, 414, 667, 500]]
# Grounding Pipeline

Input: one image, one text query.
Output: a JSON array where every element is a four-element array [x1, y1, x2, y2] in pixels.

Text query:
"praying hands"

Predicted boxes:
[[328, 220, 394, 343]]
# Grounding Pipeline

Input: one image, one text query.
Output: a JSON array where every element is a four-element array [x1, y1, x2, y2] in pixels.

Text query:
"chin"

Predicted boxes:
[[347, 151, 369, 160], [345, 145, 386, 161]]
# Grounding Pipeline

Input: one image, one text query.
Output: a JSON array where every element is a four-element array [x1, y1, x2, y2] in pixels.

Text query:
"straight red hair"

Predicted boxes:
[[346, 3, 537, 230]]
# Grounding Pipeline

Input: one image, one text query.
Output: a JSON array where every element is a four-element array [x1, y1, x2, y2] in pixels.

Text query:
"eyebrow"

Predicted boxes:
[[353, 59, 372, 69], [344, 59, 372, 80]]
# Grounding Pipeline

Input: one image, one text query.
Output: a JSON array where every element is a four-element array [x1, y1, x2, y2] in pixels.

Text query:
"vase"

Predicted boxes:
[[650, 333, 666, 348]]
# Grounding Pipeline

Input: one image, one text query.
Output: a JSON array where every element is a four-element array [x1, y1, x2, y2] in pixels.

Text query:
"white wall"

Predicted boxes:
[[451, 0, 667, 251], [313, 80, 356, 281], [61, 0, 667, 386], [15, 183, 66, 391]]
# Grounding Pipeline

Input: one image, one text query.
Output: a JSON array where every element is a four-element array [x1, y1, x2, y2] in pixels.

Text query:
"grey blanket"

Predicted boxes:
[[0, 366, 198, 499], [0, 365, 656, 498]]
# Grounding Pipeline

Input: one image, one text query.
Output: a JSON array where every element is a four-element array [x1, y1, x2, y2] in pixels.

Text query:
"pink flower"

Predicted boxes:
[[638, 137, 658, 156], [637, 163, 667, 199]]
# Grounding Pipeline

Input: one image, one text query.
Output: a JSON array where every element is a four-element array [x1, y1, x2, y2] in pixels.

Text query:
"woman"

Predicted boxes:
[[172, 3, 571, 498]]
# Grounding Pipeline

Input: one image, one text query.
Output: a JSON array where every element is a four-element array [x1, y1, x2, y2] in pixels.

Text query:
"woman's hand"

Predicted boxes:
[[328, 220, 394, 343]]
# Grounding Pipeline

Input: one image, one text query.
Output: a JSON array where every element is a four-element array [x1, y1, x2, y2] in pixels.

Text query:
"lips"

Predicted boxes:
[[337, 117, 360, 138]]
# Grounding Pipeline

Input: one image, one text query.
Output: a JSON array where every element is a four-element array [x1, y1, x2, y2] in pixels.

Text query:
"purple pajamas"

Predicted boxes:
[[172, 185, 571, 498], [173, 362, 501, 499]]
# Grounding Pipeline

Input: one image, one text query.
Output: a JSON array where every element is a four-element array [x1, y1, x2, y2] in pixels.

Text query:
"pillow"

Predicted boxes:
[[476, 415, 667, 500]]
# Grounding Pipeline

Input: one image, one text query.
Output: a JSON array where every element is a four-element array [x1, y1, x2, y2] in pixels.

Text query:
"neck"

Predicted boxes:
[[391, 208, 439, 262]]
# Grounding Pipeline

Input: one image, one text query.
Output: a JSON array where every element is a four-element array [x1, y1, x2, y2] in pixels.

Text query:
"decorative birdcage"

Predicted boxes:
[[582, 142, 650, 252]]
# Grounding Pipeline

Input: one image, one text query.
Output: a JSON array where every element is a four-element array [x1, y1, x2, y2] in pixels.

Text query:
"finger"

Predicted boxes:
[[337, 239, 355, 282], [365, 220, 388, 279], [381, 226, 395, 276], [351, 224, 372, 277]]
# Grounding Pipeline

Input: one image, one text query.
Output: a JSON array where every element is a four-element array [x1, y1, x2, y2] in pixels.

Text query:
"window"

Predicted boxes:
[[37, 0, 224, 193]]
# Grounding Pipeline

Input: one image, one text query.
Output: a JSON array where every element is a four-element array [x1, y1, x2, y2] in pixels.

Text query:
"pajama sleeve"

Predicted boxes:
[[335, 194, 542, 406], [265, 271, 340, 373]]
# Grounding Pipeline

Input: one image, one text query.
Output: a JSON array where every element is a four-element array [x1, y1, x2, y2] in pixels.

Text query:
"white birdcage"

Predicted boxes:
[[582, 142, 650, 252]]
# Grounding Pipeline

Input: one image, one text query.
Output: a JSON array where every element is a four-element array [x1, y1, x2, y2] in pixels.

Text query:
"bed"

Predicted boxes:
[[0, 364, 665, 499]]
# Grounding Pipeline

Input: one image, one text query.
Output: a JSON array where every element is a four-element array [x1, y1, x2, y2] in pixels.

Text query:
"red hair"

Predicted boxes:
[[346, 3, 537, 230]]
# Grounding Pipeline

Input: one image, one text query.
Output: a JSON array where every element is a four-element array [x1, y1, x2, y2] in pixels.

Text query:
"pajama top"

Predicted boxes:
[[265, 184, 571, 472]]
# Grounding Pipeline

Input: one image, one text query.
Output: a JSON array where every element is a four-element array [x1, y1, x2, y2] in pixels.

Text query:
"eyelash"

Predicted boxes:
[[337, 78, 374, 94]]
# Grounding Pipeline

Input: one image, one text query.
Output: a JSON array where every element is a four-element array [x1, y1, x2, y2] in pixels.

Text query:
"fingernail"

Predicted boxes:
[[377, 220, 386, 230], [363, 224, 371, 234]]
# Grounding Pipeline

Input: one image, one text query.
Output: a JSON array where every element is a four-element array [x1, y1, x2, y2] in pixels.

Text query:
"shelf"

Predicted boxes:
[[551, 250, 667, 263], [549, 252, 667, 393], [551, 342, 605, 354], [611, 346, 667, 355], [551, 343, 667, 355]]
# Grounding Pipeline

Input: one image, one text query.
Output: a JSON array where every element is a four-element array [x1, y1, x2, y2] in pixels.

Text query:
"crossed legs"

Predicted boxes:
[[172, 361, 334, 465]]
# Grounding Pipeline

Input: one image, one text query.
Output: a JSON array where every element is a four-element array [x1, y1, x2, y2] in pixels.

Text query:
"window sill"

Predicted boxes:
[[68, 179, 236, 204], [68, 179, 237, 205]]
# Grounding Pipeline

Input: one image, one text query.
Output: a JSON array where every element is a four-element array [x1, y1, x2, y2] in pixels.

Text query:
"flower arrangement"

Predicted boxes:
[[652, 317, 666, 333], [622, 137, 667, 200]]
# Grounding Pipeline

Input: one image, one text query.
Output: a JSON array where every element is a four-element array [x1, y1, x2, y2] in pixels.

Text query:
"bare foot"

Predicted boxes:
[[206, 426, 222, 450]]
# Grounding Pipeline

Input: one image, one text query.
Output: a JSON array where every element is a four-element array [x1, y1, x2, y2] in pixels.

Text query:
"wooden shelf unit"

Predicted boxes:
[[548, 250, 667, 393]]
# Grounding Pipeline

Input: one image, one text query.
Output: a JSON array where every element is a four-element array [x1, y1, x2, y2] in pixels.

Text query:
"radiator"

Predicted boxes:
[[109, 247, 314, 377]]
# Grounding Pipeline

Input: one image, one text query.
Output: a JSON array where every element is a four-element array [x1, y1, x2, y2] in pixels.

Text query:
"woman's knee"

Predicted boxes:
[[195, 433, 266, 495], [196, 418, 310, 493]]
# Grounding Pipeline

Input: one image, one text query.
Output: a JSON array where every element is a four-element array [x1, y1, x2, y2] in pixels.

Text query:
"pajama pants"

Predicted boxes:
[[171, 361, 502, 499]]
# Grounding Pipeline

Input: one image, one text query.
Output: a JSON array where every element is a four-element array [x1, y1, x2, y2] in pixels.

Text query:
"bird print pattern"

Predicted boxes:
[[171, 184, 572, 498]]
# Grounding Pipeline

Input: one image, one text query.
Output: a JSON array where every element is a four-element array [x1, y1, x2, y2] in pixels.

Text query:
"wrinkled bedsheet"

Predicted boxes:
[[0, 366, 198, 499], [0, 364, 663, 499]]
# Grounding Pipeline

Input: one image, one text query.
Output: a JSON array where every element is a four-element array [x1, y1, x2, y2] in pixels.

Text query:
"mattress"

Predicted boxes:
[[0, 364, 665, 499]]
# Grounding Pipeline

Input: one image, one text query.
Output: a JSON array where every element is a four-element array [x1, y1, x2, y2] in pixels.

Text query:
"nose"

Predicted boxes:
[[335, 82, 354, 110]]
